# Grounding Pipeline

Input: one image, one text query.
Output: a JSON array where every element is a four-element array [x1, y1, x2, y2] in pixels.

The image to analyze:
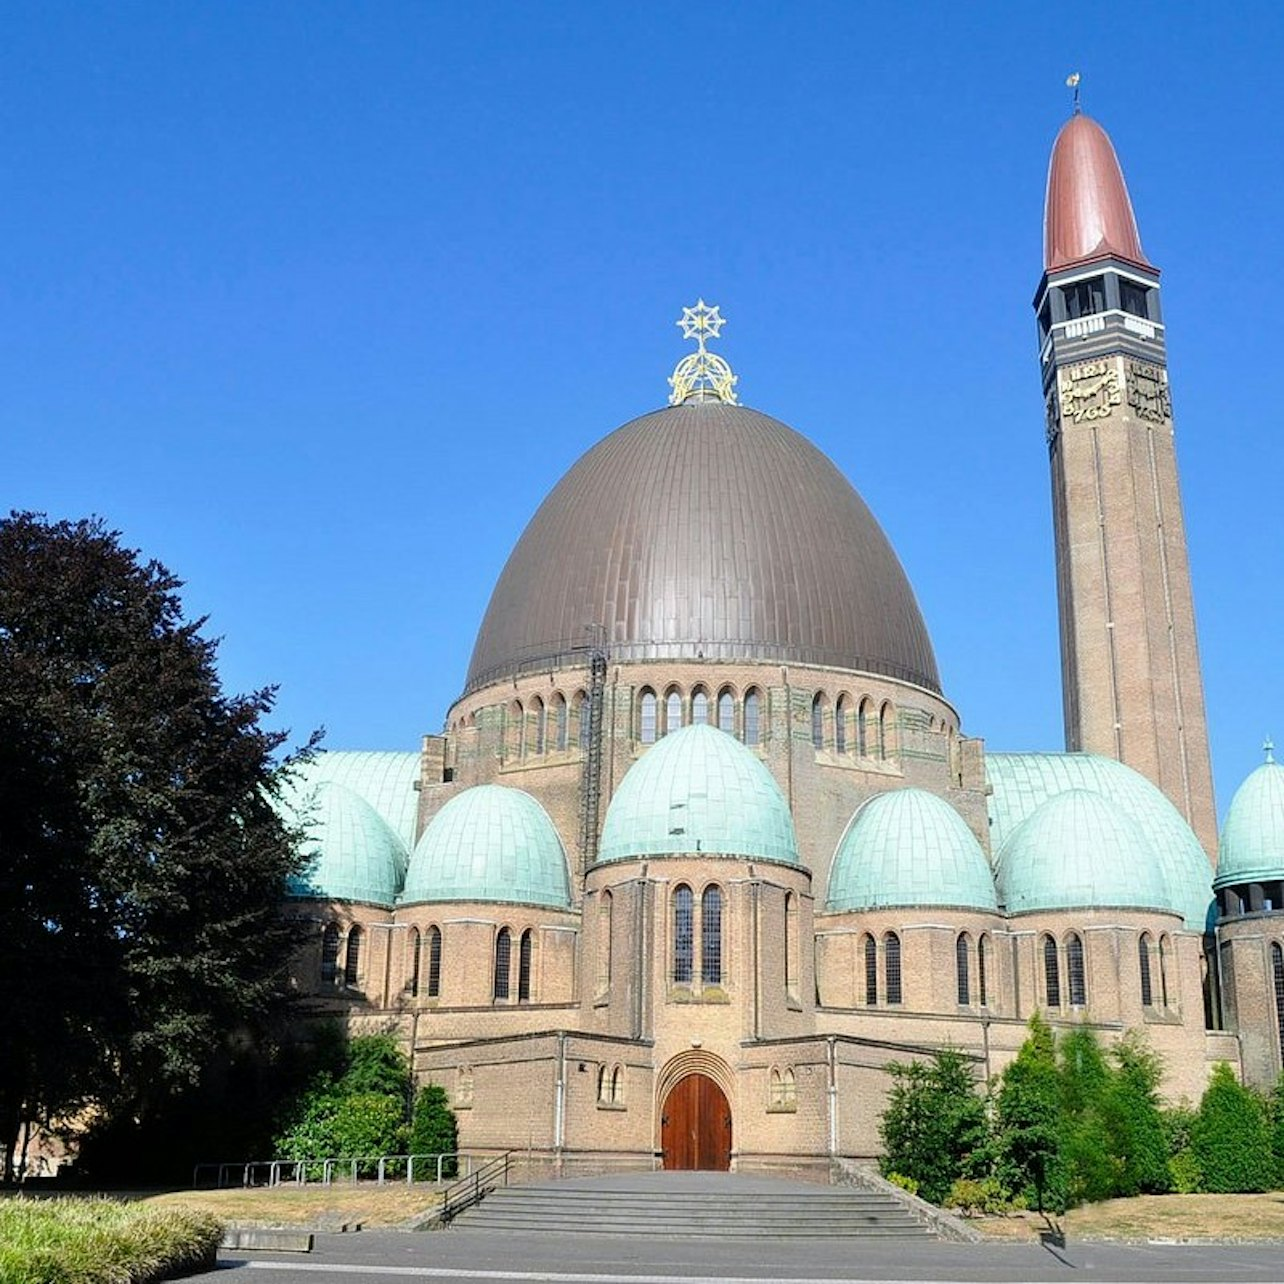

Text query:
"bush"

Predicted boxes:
[[409, 1084, 459, 1180], [1269, 1073, 1284, 1188], [945, 1176, 1009, 1216], [885, 1171, 919, 1195], [992, 1015, 1067, 1214], [1192, 1062, 1275, 1193], [1103, 1032, 1170, 1196]]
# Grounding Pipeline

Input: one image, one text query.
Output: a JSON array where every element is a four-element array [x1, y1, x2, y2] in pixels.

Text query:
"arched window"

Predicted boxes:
[[344, 926, 362, 987], [611, 1065, 624, 1104], [532, 696, 546, 755], [782, 1067, 796, 1107], [878, 702, 893, 760], [1158, 934, 1170, 1007], [597, 1065, 610, 1102], [857, 697, 871, 757], [1067, 933, 1086, 1007], [1272, 943, 1284, 1068], [864, 934, 878, 1005], [717, 688, 735, 735], [665, 689, 683, 735], [977, 934, 988, 1006], [575, 690, 592, 751], [512, 700, 526, 759], [702, 885, 723, 985], [784, 892, 799, 997], [956, 932, 971, 1006], [744, 689, 762, 746], [1139, 933, 1154, 1007], [321, 923, 340, 986], [769, 1067, 784, 1108], [518, 928, 534, 1002], [598, 890, 613, 993], [493, 927, 512, 1001], [835, 695, 849, 754], [553, 694, 568, 751], [884, 932, 902, 1005], [1043, 935, 1061, 1008], [811, 693, 826, 750], [427, 926, 442, 999], [408, 927, 421, 998], [692, 689, 709, 726], [673, 885, 694, 984], [639, 689, 658, 744]]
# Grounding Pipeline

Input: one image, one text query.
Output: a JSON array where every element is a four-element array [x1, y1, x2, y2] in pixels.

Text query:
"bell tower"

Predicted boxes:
[[1035, 102, 1218, 859]]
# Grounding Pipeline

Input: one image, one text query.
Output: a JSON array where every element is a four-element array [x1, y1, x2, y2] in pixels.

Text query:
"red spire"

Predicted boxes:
[[1043, 113, 1152, 272]]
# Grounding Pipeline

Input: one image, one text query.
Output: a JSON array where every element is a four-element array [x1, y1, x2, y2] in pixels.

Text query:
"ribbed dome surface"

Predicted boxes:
[[1216, 761, 1284, 888], [826, 788, 997, 912], [465, 402, 939, 694], [996, 789, 1169, 915], [598, 724, 799, 865], [403, 786, 571, 907]]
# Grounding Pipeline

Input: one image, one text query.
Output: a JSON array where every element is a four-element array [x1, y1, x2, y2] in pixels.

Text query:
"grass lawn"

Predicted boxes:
[[974, 1192, 1284, 1242], [0, 1196, 221, 1284], [140, 1183, 444, 1228]]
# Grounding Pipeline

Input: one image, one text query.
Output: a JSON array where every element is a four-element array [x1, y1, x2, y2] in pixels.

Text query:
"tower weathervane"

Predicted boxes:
[[1066, 71, 1082, 114], [668, 299, 739, 405]]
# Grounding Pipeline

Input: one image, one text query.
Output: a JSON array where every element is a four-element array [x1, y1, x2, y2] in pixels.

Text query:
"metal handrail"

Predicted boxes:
[[437, 1151, 512, 1225], [191, 1151, 474, 1189]]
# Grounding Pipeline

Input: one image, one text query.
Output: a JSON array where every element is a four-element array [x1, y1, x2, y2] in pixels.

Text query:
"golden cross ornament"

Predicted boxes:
[[668, 299, 739, 405]]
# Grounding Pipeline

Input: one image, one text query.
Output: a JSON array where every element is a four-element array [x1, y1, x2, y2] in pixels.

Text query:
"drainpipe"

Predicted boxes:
[[751, 879, 761, 1041], [554, 1032, 567, 1173], [826, 1036, 838, 1158]]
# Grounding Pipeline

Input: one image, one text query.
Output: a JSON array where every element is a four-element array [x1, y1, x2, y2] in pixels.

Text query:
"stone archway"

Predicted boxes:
[[656, 1050, 735, 1171]]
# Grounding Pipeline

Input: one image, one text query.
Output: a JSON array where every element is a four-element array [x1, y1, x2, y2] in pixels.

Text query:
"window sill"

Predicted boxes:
[[668, 985, 731, 1004], [596, 1101, 627, 1112], [765, 1103, 798, 1114]]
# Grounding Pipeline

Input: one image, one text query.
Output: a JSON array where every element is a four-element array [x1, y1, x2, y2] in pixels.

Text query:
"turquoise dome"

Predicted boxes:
[[987, 752, 1212, 930], [286, 781, 406, 907], [826, 789, 997, 912], [598, 724, 800, 865], [996, 789, 1169, 915], [1216, 760, 1284, 888], [402, 786, 571, 907]]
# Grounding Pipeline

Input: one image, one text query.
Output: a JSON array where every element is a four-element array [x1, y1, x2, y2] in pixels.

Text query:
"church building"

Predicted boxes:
[[280, 105, 1284, 1175]]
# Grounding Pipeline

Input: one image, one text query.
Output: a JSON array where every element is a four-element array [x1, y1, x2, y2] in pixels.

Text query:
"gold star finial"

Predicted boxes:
[[668, 299, 738, 405], [1066, 71, 1082, 114]]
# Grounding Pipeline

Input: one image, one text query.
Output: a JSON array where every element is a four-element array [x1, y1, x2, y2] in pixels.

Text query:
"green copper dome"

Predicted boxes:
[[826, 788, 997, 912], [598, 724, 800, 865], [402, 785, 571, 907], [996, 789, 1169, 915], [302, 751, 422, 855], [1216, 760, 1284, 888], [286, 781, 407, 907], [987, 752, 1212, 930]]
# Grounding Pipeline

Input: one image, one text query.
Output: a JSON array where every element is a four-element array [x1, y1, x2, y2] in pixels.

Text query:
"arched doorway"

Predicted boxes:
[[660, 1073, 731, 1170]]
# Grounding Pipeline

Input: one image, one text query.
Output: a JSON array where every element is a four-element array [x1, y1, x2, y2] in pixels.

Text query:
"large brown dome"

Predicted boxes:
[[464, 402, 940, 694]]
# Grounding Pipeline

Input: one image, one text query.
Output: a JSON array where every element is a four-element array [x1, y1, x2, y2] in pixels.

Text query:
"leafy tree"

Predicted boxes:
[[339, 1035, 411, 1099], [1057, 1027, 1115, 1205], [1102, 1033, 1170, 1196], [878, 1048, 987, 1204], [1193, 1062, 1275, 1193], [992, 1015, 1067, 1214], [409, 1085, 459, 1180], [0, 512, 310, 1182], [1269, 1073, 1284, 1188], [1161, 1104, 1202, 1192]]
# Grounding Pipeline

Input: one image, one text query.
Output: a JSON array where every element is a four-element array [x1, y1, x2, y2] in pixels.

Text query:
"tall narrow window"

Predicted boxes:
[[576, 691, 592, 750], [692, 689, 709, 725], [744, 690, 761, 746], [718, 689, 735, 734], [878, 702, 892, 760], [554, 695, 568, 751], [1272, 943, 1284, 1068], [1067, 934, 1086, 1007], [811, 693, 826, 749], [611, 1065, 624, 1104], [321, 923, 340, 986], [344, 927, 362, 987], [835, 696, 849, 754], [857, 698, 871, 757], [1043, 935, 1061, 1008], [784, 892, 799, 996], [1158, 935, 1170, 1007], [518, 928, 533, 1002], [884, 932, 902, 1005], [532, 697, 546, 754], [673, 886, 694, 984], [702, 885, 723, 985], [1139, 934, 1154, 1007], [427, 926, 442, 999], [513, 701, 526, 759], [494, 928, 512, 1001], [977, 934, 988, 1006], [665, 690, 683, 735], [864, 934, 878, 1005], [598, 890, 613, 993], [956, 932, 971, 1005], [639, 690, 657, 744], [408, 927, 421, 998]]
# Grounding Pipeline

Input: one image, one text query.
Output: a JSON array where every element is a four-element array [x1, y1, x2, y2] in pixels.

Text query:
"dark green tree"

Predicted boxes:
[[1057, 1026, 1115, 1205], [1102, 1032, 1170, 1196], [1192, 1062, 1275, 1193], [1270, 1073, 1284, 1188], [0, 512, 309, 1182], [993, 1015, 1067, 1214], [878, 1048, 987, 1204], [339, 1034, 411, 1099], [409, 1085, 459, 1180]]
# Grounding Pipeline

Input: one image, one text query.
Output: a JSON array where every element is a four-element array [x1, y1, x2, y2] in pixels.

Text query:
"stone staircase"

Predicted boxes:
[[449, 1171, 934, 1239]]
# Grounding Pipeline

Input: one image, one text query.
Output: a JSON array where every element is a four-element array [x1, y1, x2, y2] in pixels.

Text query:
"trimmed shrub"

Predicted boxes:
[[1192, 1062, 1275, 1193]]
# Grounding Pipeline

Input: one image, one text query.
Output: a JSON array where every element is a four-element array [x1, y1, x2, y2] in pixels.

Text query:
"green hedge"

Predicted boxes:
[[0, 1198, 221, 1284]]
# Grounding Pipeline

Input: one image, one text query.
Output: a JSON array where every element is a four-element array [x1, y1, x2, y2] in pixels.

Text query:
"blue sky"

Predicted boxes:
[[4, 2, 1282, 817]]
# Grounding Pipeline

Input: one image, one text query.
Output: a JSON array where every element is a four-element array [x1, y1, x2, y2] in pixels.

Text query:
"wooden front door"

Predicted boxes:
[[661, 1073, 732, 1170]]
